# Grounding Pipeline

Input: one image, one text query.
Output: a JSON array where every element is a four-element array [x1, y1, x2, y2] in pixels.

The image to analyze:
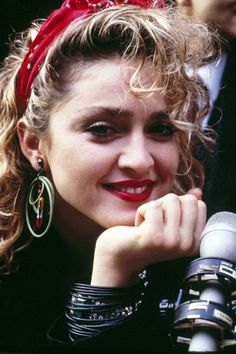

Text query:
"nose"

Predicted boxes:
[[118, 134, 155, 175]]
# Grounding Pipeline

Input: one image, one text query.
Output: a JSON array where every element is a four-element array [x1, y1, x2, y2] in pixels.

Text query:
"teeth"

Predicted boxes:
[[116, 186, 148, 194]]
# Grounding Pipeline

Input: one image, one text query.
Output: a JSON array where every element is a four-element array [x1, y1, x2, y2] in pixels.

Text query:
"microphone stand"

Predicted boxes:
[[189, 279, 227, 352], [159, 257, 236, 352]]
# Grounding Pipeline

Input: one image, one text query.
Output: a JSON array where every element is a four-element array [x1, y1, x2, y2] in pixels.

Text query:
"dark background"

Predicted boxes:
[[0, 1, 62, 61]]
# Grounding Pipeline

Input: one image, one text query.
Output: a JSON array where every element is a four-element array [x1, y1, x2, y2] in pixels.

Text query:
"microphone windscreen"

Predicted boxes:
[[200, 211, 236, 262]]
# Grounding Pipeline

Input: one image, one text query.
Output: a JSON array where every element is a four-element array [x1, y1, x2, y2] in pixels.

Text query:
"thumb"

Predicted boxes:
[[186, 187, 203, 200]]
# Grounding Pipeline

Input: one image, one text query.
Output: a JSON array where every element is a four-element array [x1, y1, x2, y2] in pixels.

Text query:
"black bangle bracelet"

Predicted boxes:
[[65, 270, 148, 341], [71, 281, 143, 296]]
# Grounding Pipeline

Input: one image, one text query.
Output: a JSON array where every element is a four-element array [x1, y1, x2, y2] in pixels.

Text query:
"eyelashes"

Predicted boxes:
[[85, 120, 176, 139], [147, 123, 176, 136], [85, 121, 116, 136]]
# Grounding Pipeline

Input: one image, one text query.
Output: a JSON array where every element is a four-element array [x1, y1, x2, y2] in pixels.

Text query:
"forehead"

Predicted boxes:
[[53, 57, 167, 110], [65, 55, 156, 87], [51, 57, 168, 119]]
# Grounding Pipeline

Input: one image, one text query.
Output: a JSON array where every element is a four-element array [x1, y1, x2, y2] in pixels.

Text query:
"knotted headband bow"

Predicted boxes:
[[16, 0, 166, 117]]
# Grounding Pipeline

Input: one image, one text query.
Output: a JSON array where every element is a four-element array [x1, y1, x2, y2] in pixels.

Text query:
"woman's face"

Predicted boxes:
[[191, 0, 236, 38], [39, 58, 180, 230]]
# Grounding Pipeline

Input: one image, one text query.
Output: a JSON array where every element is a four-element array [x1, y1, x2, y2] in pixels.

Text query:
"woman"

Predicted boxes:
[[0, 0, 218, 353]]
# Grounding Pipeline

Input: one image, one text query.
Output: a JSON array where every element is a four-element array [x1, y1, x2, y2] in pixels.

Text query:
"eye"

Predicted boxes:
[[86, 121, 117, 137], [148, 123, 176, 137]]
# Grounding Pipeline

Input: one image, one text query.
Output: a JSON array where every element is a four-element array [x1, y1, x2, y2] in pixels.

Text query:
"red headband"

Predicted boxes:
[[16, 0, 166, 117]]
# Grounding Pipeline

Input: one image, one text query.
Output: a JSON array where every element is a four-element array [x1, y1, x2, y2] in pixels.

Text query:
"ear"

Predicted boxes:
[[17, 118, 44, 171]]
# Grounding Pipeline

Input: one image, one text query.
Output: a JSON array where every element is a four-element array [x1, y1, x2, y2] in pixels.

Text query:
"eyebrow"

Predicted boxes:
[[75, 105, 170, 121], [75, 106, 132, 120], [149, 111, 170, 121]]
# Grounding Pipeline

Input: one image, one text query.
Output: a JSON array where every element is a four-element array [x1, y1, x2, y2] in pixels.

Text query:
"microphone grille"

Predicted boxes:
[[200, 211, 236, 261], [204, 211, 236, 231]]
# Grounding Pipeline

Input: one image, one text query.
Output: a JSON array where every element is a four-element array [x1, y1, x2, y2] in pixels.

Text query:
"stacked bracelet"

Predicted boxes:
[[65, 270, 148, 341]]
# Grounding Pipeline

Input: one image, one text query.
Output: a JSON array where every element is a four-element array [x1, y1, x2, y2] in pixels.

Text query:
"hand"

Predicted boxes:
[[91, 192, 206, 287]]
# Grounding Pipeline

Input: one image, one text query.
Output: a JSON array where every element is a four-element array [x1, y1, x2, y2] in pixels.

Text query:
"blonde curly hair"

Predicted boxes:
[[0, 4, 219, 273]]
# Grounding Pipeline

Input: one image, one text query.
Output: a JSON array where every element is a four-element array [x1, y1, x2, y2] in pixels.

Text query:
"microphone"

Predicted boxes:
[[189, 211, 236, 352], [169, 211, 236, 352]]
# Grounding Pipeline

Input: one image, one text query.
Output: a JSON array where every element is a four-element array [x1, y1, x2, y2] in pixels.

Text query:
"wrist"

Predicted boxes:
[[91, 234, 140, 287], [91, 252, 140, 287]]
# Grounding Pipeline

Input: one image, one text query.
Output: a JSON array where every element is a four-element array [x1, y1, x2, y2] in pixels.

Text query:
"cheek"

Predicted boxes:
[[157, 143, 180, 177], [48, 142, 116, 194], [168, 153, 180, 181]]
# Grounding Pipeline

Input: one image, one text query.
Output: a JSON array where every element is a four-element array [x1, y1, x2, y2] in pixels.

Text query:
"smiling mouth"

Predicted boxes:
[[103, 181, 155, 202]]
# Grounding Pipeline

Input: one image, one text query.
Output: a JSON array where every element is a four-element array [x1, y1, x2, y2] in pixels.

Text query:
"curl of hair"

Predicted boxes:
[[0, 4, 220, 273]]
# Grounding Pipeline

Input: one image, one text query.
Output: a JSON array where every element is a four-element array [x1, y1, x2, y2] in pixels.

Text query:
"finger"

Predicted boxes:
[[135, 195, 181, 258], [194, 200, 207, 242], [135, 200, 163, 232], [158, 193, 181, 245], [189, 200, 207, 256], [135, 193, 180, 228], [178, 194, 199, 253], [180, 198, 206, 256], [134, 201, 150, 227]]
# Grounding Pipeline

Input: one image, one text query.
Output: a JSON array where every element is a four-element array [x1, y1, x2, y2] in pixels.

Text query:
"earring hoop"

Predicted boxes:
[[25, 159, 54, 237]]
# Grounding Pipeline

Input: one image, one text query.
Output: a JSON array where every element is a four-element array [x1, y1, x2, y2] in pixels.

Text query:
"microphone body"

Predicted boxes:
[[172, 212, 236, 352], [188, 279, 227, 352], [189, 215, 236, 352]]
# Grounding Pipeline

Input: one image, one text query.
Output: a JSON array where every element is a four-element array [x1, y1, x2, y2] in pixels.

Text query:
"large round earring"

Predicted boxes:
[[25, 158, 54, 238]]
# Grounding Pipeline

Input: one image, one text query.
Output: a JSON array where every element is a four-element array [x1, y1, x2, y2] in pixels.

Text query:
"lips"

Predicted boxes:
[[103, 179, 155, 202]]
